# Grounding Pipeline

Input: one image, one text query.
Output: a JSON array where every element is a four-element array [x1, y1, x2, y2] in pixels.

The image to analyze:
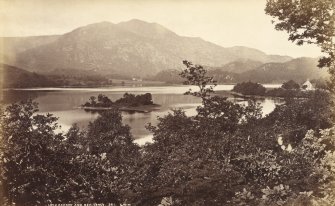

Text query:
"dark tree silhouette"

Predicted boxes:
[[265, 0, 335, 90]]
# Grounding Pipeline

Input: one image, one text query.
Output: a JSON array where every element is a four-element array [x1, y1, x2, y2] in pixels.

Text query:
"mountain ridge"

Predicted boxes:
[[1, 20, 297, 77], [151, 57, 328, 84]]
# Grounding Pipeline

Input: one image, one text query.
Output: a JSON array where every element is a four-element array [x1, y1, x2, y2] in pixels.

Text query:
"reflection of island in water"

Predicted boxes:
[[83, 104, 161, 114]]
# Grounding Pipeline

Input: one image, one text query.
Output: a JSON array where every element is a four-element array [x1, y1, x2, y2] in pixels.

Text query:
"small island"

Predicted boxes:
[[231, 80, 318, 99], [81, 93, 160, 113]]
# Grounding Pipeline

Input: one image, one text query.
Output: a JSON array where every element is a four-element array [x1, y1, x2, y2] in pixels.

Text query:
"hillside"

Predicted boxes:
[[150, 57, 328, 84], [239, 57, 328, 83], [212, 59, 263, 74], [2, 19, 292, 77], [0, 64, 56, 88], [0, 64, 115, 88]]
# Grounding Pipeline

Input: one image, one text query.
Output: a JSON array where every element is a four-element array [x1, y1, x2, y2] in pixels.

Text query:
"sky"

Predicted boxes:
[[0, 0, 322, 58]]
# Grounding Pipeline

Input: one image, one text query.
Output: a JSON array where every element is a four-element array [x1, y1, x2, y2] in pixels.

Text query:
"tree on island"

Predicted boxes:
[[232, 81, 266, 95], [97, 94, 113, 106], [83, 93, 154, 108], [115, 93, 153, 107], [281, 80, 300, 90]]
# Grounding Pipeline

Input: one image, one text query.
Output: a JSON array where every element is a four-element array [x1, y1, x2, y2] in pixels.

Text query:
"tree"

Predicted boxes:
[[232, 81, 266, 95], [0, 100, 65, 205], [265, 0, 335, 90], [115, 93, 153, 107], [180, 60, 217, 99], [262, 90, 333, 154], [89, 96, 97, 106], [130, 61, 335, 205], [63, 110, 140, 204], [0, 100, 140, 205], [281, 80, 300, 90], [129, 61, 265, 205], [97, 94, 113, 107]]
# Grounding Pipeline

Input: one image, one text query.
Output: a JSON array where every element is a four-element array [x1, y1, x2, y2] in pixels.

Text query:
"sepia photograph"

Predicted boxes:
[[0, 0, 334, 205]]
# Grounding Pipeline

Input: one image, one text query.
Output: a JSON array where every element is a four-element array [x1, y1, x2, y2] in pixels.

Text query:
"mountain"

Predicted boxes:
[[147, 69, 184, 83], [224, 46, 292, 63], [212, 59, 263, 74], [150, 57, 328, 84], [118, 19, 178, 39], [239, 57, 328, 83], [0, 35, 59, 63], [2, 19, 293, 77]]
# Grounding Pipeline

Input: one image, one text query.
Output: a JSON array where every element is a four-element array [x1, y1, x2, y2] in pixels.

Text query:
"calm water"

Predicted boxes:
[[1, 85, 283, 145]]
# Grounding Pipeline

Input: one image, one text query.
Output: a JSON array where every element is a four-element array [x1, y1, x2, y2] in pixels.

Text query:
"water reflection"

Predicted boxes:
[[1, 85, 283, 144]]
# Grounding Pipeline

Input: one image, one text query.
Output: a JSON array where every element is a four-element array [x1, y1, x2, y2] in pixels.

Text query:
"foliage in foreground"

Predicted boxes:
[[127, 61, 335, 205], [0, 101, 140, 205], [0, 61, 335, 206]]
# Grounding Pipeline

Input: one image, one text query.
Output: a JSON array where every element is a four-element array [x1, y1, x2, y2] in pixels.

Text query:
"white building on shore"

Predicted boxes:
[[302, 80, 314, 90]]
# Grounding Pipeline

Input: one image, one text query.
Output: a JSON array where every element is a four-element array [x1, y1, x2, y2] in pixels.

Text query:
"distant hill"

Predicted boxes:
[[0, 64, 56, 88], [239, 57, 328, 83], [2, 19, 292, 77], [150, 57, 328, 84], [2, 56, 326, 89], [212, 59, 263, 74], [0, 64, 114, 88], [147, 69, 184, 84]]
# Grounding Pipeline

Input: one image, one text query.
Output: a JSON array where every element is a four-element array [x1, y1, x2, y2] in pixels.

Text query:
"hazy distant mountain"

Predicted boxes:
[[147, 69, 184, 83], [239, 57, 328, 83], [0, 35, 59, 63], [2, 19, 293, 77], [212, 59, 263, 74], [224, 47, 292, 63], [151, 57, 328, 84]]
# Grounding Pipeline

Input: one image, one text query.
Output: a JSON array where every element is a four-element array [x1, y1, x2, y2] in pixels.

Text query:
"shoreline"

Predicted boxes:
[[1, 83, 284, 91], [228, 91, 313, 99], [80, 104, 161, 113]]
